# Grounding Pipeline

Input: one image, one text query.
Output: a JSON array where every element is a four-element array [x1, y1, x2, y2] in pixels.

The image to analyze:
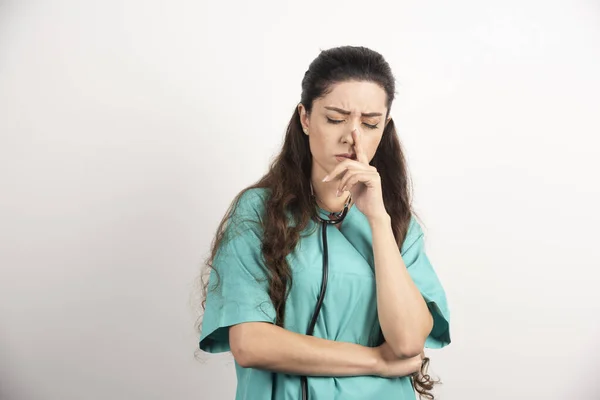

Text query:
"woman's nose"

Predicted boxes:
[[344, 125, 359, 140]]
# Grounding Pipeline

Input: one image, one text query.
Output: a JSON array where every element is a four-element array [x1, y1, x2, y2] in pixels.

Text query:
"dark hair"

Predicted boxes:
[[195, 45, 440, 399]]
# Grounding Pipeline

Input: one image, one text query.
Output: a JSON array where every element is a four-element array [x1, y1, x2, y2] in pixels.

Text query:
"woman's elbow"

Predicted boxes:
[[229, 324, 254, 368], [392, 340, 425, 359], [393, 316, 432, 358], [229, 322, 272, 368], [231, 344, 253, 368]]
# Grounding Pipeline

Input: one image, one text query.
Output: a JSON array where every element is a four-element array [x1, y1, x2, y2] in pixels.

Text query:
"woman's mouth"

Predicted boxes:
[[335, 153, 356, 161]]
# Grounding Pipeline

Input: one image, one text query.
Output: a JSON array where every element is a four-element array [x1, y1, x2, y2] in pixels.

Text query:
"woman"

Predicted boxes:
[[196, 45, 451, 399]]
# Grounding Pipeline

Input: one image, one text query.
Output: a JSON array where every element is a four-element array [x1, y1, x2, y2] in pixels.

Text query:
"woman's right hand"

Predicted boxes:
[[373, 341, 424, 378]]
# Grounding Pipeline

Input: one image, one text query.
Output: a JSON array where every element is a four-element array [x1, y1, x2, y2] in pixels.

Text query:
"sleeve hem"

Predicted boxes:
[[199, 303, 276, 353], [423, 298, 451, 349]]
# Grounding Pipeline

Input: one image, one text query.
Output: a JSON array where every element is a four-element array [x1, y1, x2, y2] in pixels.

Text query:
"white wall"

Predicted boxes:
[[1, 0, 599, 399]]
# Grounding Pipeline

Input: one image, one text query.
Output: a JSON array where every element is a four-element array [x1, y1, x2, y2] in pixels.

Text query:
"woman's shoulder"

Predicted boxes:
[[229, 187, 271, 225], [400, 213, 425, 253], [235, 187, 270, 212]]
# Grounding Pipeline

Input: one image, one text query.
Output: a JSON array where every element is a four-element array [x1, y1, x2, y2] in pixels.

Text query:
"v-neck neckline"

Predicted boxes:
[[316, 202, 358, 231]]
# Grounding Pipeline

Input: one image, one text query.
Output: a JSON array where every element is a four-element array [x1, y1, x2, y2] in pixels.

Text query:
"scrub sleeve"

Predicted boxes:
[[199, 190, 276, 353], [401, 217, 451, 349]]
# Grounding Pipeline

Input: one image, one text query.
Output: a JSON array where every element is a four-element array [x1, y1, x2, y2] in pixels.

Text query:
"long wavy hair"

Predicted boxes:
[[194, 45, 441, 399]]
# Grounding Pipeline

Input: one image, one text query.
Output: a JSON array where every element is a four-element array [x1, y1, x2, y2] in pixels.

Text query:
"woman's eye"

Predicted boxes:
[[326, 117, 344, 124], [326, 117, 379, 130]]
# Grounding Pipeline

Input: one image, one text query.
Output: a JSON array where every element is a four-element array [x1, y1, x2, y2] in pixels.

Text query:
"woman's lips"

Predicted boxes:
[[335, 154, 356, 161]]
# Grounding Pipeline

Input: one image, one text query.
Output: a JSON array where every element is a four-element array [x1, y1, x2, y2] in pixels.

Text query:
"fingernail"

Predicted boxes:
[[322, 175, 329, 182], [336, 189, 340, 197]]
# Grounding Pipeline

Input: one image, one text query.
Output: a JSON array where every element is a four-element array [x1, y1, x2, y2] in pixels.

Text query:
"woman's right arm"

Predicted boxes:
[[229, 322, 422, 378]]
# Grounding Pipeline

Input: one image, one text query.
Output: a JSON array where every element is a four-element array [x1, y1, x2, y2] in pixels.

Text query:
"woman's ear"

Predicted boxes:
[[298, 103, 309, 130]]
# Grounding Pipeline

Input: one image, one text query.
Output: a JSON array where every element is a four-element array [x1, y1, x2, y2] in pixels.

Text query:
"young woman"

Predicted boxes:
[[196, 45, 451, 400]]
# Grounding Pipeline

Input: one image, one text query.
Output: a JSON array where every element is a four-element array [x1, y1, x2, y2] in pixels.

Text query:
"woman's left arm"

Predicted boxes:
[[327, 128, 434, 359], [369, 214, 433, 359]]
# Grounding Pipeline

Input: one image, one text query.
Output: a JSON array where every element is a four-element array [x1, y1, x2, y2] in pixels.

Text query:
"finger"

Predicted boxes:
[[352, 128, 369, 165], [323, 159, 353, 182], [339, 172, 375, 194], [337, 167, 370, 193], [324, 153, 371, 183], [337, 169, 356, 195]]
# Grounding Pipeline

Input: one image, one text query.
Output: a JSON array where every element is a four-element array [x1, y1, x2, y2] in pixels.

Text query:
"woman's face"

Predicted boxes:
[[298, 80, 390, 177]]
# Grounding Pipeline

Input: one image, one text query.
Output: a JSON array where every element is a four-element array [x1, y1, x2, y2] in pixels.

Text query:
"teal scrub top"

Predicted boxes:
[[200, 188, 451, 400]]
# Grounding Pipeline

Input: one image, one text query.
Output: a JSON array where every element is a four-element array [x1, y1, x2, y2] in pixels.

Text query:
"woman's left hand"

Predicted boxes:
[[323, 128, 388, 221]]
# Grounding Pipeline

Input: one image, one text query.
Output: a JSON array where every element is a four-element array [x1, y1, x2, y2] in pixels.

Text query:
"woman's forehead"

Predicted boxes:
[[316, 81, 387, 114]]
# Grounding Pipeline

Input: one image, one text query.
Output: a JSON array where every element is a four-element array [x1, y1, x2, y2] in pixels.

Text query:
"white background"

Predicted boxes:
[[1, 0, 599, 399]]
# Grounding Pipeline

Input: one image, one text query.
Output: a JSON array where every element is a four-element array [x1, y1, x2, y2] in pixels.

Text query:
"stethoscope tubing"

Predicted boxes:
[[300, 200, 351, 400]]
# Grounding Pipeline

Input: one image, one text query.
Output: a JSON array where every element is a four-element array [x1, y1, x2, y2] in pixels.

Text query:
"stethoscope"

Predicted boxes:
[[300, 183, 353, 400]]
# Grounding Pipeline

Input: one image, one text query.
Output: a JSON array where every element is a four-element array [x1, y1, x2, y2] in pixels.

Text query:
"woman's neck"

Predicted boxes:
[[310, 172, 353, 213]]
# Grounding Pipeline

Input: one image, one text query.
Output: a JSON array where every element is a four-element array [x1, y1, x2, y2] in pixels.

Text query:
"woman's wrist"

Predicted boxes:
[[362, 345, 383, 376]]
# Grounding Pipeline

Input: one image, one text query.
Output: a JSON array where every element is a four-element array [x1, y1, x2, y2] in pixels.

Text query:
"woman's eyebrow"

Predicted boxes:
[[324, 106, 382, 117]]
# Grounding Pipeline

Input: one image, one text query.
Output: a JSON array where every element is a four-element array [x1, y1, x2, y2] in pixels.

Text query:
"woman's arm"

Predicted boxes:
[[229, 321, 421, 377], [369, 215, 433, 358]]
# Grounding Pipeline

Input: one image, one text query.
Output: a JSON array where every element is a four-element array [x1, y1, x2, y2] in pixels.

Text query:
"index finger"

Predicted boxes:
[[322, 158, 353, 182], [352, 128, 368, 164]]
